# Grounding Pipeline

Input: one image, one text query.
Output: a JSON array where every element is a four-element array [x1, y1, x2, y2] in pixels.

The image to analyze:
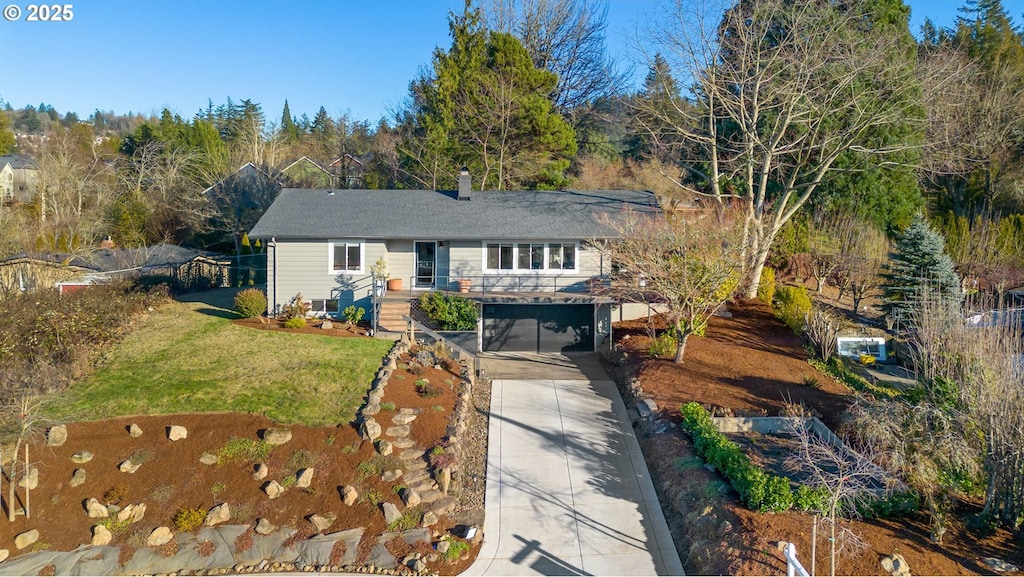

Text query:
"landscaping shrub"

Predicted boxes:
[[418, 291, 477, 330], [173, 507, 207, 532], [773, 285, 812, 334], [234, 288, 267, 318], [758, 266, 776, 305], [647, 331, 677, 359], [415, 378, 441, 398], [280, 292, 310, 320], [284, 317, 307, 329], [680, 402, 793, 512], [441, 538, 470, 563], [216, 438, 274, 463], [342, 305, 365, 325], [0, 281, 168, 408]]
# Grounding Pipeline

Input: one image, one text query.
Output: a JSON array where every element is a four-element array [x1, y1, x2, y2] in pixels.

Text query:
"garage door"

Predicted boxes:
[[482, 304, 594, 353]]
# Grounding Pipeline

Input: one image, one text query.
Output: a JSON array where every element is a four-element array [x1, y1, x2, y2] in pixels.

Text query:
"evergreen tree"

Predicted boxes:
[[882, 215, 962, 331], [403, 2, 576, 190], [0, 111, 14, 154], [280, 100, 300, 141]]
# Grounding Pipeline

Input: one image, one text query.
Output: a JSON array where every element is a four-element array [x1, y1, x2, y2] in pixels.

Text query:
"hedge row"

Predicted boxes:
[[680, 402, 801, 512]]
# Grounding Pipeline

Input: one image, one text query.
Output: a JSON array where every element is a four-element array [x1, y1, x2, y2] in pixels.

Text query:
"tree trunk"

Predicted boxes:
[[674, 331, 690, 364]]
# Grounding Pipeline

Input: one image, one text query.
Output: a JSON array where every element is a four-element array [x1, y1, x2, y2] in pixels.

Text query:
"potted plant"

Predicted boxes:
[[457, 278, 472, 293], [370, 258, 390, 295]]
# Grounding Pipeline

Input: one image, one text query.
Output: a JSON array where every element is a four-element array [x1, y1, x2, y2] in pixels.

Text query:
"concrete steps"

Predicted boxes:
[[378, 299, 411, 332]]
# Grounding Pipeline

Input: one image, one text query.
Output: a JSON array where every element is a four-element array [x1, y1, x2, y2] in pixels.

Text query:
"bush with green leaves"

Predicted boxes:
[[418, 291, 477, 330], [234, 288, 267, 318], [280, 292, 310, 320], [773, 285, 812, 334], [342, 305, 365, 325], [173, 507, 207, 532], [284, 317, 307, 329], [680, 402, 793, 512], [648, 332, 677, 359], [758, 266, 776, 305]]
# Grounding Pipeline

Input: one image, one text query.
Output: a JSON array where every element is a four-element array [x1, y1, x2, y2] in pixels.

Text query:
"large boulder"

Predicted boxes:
[[71, 451, 93, 464], [341, 485, 359, 506], [421, 511, 438, 527], [167, 425, 187, 441], [252, 463, 269, 480], [402, 488, 421, 507], [118, 459, 141, 474], [46, 425, 68, 447], [92, 525, 112, 546], [146, 527, 173, 547], [382, 502, 402, 525], [129, 423, 143, 437], [205, 503, 230, 526], [263, 480, 285, 499], [295, 468, 315, 489], [262, 428, 292, 445], [376, 440, 393, 456], [199, 452, 219, 465], [18, 466, 38, 490], [69, 468, 87, 488], [360, 418, 382, 441], [309, 513, 335, 532], [882, 554, 911, 577], [255, 518, 276, 535], [14, 530, 38, 550], [85, 497, 108, 518]]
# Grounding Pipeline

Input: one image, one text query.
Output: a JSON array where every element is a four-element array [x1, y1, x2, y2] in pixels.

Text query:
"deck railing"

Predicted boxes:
[[405, 274, 608, 299]]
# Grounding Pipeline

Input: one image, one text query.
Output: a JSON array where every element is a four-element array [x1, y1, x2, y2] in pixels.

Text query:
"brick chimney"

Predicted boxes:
[[457, 167, 471, 201], [100, 235, 115, 249]]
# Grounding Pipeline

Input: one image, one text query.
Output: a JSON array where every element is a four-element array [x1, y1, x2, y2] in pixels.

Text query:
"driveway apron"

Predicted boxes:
[[465, 354, 684, 576]]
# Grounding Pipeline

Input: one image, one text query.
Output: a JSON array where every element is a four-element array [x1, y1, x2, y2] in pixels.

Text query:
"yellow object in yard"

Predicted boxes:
[[859, 354, 876, 366]]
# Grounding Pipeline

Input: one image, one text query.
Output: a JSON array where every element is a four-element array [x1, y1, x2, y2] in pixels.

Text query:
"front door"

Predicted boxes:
[[414, 241, 436, 288]]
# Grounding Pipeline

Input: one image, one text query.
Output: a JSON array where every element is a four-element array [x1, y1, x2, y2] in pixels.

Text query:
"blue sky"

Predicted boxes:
[[1, 0, 1019, 125]]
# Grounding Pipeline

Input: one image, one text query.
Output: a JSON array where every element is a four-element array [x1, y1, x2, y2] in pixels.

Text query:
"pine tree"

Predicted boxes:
[[882, 216, 962, 331], [0, 111, 14, 154], [280, 100, 299, 141]]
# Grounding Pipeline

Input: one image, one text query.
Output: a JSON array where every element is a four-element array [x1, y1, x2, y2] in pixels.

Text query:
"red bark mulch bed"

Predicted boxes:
[[617, 299, 1024, 576], [0, 347, 479, 574]]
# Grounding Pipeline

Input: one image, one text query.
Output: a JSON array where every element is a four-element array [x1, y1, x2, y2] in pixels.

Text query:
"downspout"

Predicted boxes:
[[269, 237, 278, 316]]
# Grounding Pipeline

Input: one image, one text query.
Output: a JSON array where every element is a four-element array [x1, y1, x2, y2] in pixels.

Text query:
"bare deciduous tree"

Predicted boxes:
[[638, 0, 923, 298], [595, 207, 742, 362], [485, 0, 624, 119], [918, 45, 1024, 215], [832, 219, 889, 313], [785, 420, 891, 576]]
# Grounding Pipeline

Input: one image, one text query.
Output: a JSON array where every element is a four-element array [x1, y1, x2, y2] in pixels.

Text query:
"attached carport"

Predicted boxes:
[[479, 298, 612, 353]]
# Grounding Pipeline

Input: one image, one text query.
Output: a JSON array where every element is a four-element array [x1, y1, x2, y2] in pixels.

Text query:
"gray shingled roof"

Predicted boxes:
[[0, 154, 37, 170], [249, 188, 661, 240], [0, 244, 221, 272]]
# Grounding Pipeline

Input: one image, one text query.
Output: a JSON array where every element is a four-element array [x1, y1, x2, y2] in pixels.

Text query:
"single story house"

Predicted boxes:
[[249, 171, 662, 353]]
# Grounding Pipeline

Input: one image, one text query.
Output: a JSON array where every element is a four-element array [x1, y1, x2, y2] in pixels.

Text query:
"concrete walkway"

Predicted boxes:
[[465, 354, 684, 576]]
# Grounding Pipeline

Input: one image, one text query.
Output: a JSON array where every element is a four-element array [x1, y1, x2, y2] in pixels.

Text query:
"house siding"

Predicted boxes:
[[269, 239, 386, 314], [267, 238, 608, 315]]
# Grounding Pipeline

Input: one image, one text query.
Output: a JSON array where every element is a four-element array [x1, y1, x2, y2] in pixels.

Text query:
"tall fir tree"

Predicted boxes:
[[882, 215, 962, 331], [280, 100, 300, 141]]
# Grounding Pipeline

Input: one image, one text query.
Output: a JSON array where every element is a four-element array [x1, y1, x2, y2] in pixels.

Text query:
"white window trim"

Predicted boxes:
[[328, 239, 365, 274], [481, 241, 580, 274]]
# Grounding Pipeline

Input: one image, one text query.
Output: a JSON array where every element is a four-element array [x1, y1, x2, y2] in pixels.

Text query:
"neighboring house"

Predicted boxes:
[[281, 156, 334, 188], [0, 154, 38, 202], [249, 171, 662, 353], [0, 243, 230, 295], [328, 154, 366, 189]]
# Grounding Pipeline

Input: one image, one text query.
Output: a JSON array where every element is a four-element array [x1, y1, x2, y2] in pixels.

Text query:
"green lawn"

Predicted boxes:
[[46, 289, 393, 426]]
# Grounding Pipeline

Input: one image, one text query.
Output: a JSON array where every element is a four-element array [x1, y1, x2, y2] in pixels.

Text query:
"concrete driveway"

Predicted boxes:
[[465, 354, 684, 576]]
